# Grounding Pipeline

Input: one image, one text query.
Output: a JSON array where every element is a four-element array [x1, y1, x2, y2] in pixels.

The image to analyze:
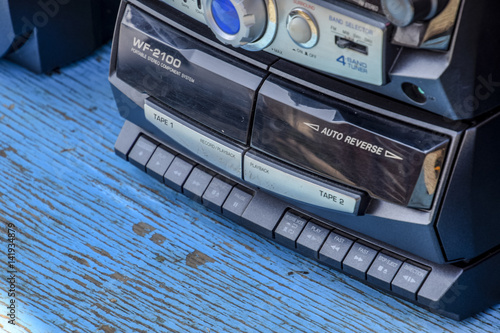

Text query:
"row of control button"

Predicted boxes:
[[123, 131, 429, 302], [127, 135, 253, 216], [274, 211, 430, 300]]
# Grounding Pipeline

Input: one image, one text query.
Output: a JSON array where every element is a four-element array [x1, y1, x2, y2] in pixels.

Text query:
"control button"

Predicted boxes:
[[286, 8, 318, 48], [391, 262, 430, 300], [204, 0, 273, 50], [296, 221, 330, 259], [128, 136, 158, 171], [146, 146, 176, 182], [342, 242, 379, 279], [243, 152, 365, 214], [367, 253, 404, 290], [319, 231, 355, 270], [381, 0, 448, 27], [164, 157, 195, 192], [239, 192, 287, 239], [115, 121, 143, 160], [202, 177, 234, 213], [222, 187, 253, 217], [274, 211, 308, 249], [183, 167, 214, 203]]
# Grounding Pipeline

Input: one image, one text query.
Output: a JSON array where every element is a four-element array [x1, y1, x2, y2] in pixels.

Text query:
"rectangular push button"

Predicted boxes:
[[222, 187, 253, 218], [146, 146, 176, 182], [202, 177, 233, 213], [243, 151, 366, 215], [319, 231, 355, 270], [342, 242, 378, 279], [296, 221, 330, 259], [274, 211, 308, 249], [367, 253, 403, 290], [128, 136, 158, 171], [164, 157, 194, 192], [183, 167, 213, 203], [391, 262, 430, 300]]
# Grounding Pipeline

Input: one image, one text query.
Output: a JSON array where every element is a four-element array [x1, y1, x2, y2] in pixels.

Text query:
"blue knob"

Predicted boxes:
[[211, 0, 240, 35]]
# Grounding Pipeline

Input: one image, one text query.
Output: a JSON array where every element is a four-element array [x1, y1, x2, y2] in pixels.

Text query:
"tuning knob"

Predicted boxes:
[[381, 0, 449, 27], [204, 0, 269, 49]]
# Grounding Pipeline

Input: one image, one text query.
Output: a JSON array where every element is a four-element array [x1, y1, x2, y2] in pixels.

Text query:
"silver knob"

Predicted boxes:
[[204, 0, 272, 50], [381, 0, 449, 27], [286, 8, 319, 49]]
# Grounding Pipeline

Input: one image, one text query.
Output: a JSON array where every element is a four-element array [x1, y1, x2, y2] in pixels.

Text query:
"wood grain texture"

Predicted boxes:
[[0, 45, 499, 333]]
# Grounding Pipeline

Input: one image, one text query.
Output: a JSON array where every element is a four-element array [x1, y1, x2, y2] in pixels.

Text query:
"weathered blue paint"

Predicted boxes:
[[0, 45, 499, 333]]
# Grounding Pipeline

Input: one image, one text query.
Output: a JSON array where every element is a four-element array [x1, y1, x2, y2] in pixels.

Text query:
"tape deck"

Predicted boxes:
[[109, 0, 500, 319]]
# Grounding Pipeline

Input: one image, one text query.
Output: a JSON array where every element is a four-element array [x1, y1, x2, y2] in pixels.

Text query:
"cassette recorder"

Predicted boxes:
[[109, 0, 500, 319]]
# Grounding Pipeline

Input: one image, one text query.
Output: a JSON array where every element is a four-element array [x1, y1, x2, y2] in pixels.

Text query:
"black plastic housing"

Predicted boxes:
[[108, 0, 500, 319], [0, 0, 120, 73]]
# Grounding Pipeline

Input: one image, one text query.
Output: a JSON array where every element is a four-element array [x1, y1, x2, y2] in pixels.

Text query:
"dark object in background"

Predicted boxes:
[[0, 0, 120, 73]]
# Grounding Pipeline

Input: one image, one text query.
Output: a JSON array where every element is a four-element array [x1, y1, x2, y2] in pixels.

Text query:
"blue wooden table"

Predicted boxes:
[[0, 45, 499, 333]]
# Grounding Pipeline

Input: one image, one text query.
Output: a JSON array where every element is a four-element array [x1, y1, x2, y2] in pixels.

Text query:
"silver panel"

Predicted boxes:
[[244, 154, 362, 214], [145, 101, 243, 178], [161, 0, 387, 85]]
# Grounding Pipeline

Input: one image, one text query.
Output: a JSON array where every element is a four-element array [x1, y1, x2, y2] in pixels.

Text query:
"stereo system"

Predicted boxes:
[[109, 0, 500, 319]]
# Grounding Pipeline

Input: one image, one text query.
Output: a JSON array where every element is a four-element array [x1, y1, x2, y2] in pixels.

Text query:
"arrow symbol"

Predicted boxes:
[[385, 150, 403, 161], [304, 123, 320, 132], [403, 275, 416, 283], [331, 245, 341, 252]]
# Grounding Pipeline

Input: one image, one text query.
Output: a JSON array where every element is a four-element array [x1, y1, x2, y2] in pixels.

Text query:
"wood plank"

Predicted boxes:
[[0, 45, 499, 333]]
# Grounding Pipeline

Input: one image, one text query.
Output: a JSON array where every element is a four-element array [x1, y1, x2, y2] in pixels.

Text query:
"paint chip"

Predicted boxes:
[[185, 250, 215, 269], [132, 222, 156, 237]]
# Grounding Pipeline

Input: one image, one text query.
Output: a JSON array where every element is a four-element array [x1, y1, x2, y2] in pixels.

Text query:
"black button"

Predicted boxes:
[[202, 177, 233, 213], [342, 242, 378, 279], [146, 146, 176, 182], [164, 157, 194, 192], [319, 231, 355, 270], [367, 253, 403, 290], [222, 187, 253, 217], [296, 221, 330, 259], [391, 262, 430, 300], [183, 167, 214, 203], [128, 136, 158, 171], [274, 211, 308, 249], [239, 192, 286, 239]]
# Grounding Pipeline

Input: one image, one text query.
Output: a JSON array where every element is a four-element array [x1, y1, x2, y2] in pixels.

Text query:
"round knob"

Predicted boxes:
[[381, 0, 448, 27], [286, 8, 319, 49], [204, 0, 269, 49]]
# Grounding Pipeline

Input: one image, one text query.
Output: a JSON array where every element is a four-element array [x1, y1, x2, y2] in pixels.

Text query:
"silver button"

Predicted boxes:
[[286, 8, 319, 49]]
